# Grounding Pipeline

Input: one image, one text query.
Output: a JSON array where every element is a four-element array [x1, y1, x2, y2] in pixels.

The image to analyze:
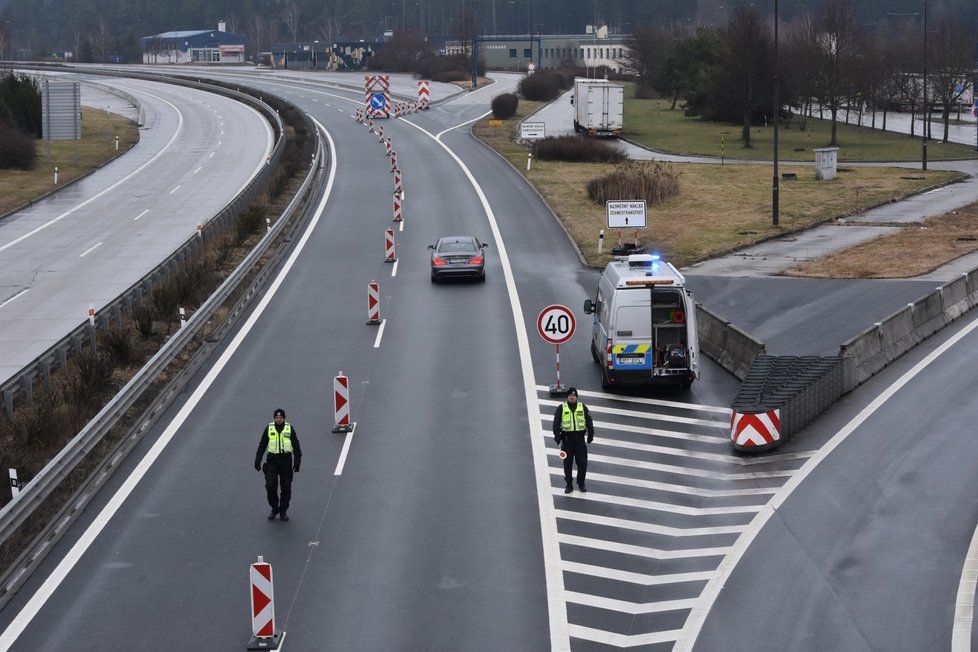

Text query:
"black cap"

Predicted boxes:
[[567, 387, 578, 397], [273, 408, 286, 418]]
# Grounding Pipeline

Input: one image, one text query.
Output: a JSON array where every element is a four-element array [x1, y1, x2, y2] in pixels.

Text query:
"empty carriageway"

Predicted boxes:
[[535, 386, 815, 649]]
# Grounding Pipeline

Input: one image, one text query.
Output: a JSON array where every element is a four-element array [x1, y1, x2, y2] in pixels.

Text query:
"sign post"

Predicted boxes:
[[537, 305, 576, 396]]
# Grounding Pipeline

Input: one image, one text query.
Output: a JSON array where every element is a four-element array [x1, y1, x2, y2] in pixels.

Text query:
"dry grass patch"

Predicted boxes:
[[785, 203, 978, 278], [0, 107, 139, 216]]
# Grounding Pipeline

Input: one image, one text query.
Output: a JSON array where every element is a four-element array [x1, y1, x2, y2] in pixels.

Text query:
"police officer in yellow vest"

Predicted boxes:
[[255, 408, 302, 521], [551, 388, 594, 493]]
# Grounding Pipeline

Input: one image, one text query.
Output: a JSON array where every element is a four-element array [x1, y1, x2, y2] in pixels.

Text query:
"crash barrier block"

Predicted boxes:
[[879, 305, 918, 364], [730, 355, 843, 452], [839, 324, 884, 391], [941, 275, 970, 322], [695, 304, 765, 381], [911, 290, 947, 341], [967, 269, 978, 308]]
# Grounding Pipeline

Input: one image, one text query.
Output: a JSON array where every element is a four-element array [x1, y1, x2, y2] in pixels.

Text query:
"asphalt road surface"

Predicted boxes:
[[0, 72, 272, 386]]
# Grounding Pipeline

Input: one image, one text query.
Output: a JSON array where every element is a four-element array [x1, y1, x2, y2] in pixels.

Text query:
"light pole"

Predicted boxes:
[[922, 0, 928, 171], [772, 0, 780, 227]]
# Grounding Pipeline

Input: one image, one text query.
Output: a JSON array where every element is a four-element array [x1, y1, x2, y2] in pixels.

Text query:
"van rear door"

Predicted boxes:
[[612, 304, 652, 371]]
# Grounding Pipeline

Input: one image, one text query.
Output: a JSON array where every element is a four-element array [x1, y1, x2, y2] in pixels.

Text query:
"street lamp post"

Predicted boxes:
[[772, 0, 780, 227], [922, 0, 928, 171]]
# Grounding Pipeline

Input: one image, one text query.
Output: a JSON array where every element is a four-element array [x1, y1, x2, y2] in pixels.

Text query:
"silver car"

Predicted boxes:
[[428, 236, 488, 283]]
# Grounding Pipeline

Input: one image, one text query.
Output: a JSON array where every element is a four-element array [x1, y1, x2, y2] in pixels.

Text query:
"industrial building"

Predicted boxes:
[[140, 22, 246, 64], [450, 25, 630, 73], [269, 42, 375, 71]]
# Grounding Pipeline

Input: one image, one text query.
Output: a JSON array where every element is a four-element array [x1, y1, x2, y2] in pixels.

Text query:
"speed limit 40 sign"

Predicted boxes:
[[537, 305, 576, 345]]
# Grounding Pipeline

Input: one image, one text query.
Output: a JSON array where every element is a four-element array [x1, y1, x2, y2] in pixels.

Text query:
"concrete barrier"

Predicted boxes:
[[839, 325, 884, 390], [941, 275, 970, 321], [695, 304, 764, 381], [879, 305, 918, 363], [967, 269, 978, 308], [911, 290, 947, 340]]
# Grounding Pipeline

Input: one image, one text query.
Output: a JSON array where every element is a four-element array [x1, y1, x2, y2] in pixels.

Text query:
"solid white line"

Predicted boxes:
[[209, 152, 215, 158], [133, 209, 149, 221], [559, 533, 732, 560], [0, 289, 29, 310], [952, 523, 978, 650], [555, 469, 778, 498], [333, 423, 357, 476], [193, 166, 202, 174], [675, 311, 978, 652], [78, 242, 102, 258], [565, 592, 697, 615], [552, 487, 761, 516], [0, 119, 338, 652], [555, 510, 745, 537], [0, 89, 184, 254], [391, 260, 399, 277], [373, 319, 386, 349], [563, 561, 715, 586], [536, 385, 732, 415], [547, 449, 793, 481], [539, 399, 726, 429], [398, 112, 570, 648], [169, 185, 181, 194], [568, 624, 682, 647]]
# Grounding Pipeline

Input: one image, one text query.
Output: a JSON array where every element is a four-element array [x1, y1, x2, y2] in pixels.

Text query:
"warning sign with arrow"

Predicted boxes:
[[607, 200, 647, 229]]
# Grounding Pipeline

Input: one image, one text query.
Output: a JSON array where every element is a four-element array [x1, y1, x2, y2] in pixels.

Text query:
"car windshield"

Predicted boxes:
[[438, 241, 477, 253]]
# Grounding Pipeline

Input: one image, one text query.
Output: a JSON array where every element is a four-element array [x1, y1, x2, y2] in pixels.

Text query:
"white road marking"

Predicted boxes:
[[0, 119, 339, 652], [398, 112, 571, 648], [562, 562, 714, 586], [546, 449, 792, 480], [552, 488, 761, 516], [0, 89, 184, 254], [78, 242, 102, 258], [675, 310, 978, 651], [578, 417, 729, 445], [169, 185, 181, 194], [209, 152, 215, 158], [569, 624, 683, 647], [133, 209, 149, 221], [336, 108, 345, 114], [391, 260, 398, 277], [373, 319, 386, 349], [952, 523, 978, 650], [539, 398, 726, 429], [559, 534, 732, 560], [0, 289, 28, 310], [537, 385, 732, 415], [193, 167, 202, 174], [554, 509, 746, 537], [549, 469, 778, 498], [398, 221, 404, 232], [565, 592, 697, 615], [333, 423, 357, 476]]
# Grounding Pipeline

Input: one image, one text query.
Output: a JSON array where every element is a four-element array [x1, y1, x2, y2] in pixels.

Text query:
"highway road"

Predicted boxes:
[[0, 72, 273, 386], [1, 66, 976, 651]]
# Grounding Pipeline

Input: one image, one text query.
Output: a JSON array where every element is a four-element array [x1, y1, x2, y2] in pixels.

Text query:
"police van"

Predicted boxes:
[[583, 254, 700, 389]]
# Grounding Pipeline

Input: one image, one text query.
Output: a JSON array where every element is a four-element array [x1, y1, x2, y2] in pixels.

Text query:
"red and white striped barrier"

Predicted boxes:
[[385, 228, 397, 263], [393, 170, 402, 198], [390, 151, 397, 172], [730, 409, 781, 449], [367, 118, 375, 133], [364, 74, 391, 119], [376, 126, 385, 143], [385, 137, 392, 157], [332, 372, 353, 433], [354, 109, 363, 124], [248, 557, 281, 649], [418, 80, 430, 109], [367, 281, 381, 325], [392, 193, 402, 223]]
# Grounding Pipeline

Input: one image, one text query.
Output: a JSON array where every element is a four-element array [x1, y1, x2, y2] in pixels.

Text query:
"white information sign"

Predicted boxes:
[[520, 122, 546, 140], [606, 200, 647, 229]]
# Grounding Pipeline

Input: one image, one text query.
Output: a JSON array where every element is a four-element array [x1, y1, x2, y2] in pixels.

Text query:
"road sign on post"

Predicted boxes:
[[528, 63, 536, 74], [520, 122, 546, 140], [606, 200, 648, 229], [537, 305, 576, 395]]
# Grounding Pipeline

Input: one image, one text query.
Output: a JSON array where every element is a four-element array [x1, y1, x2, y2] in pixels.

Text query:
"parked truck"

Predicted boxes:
[[571, 79, 624, 138]]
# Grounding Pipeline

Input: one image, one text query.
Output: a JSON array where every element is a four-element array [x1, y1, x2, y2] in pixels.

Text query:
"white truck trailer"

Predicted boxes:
[[572, 79, 624, 138]]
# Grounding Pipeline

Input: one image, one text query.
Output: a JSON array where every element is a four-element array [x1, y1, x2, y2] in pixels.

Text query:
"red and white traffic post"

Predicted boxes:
[[367, 118, 375, 133], [385, 137, 393, 157], [367, 281, 381, 325], [393, 169, 403, 198], [247, 556, 281, 650], [384, 229, 397, 263], [332, 372, 353, 433], [376, 126, 385, 143], [390, 151, 397, 172], [537, 305, 576, 396], [392, 193, 402, 223]]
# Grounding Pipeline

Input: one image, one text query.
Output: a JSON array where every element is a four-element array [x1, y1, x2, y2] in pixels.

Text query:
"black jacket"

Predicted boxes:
[[256, 423, 302, 467], [552, 402, 594, 437]]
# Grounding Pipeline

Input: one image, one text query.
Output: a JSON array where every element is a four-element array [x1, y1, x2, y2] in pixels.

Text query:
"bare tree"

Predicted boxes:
[[225, 13, 241, 36], [94, 17, 110, 62], [928, 17, 975, 142], [247, 14, 268, 58], [720, 7, 773, 146], [280, 2, 301, 43], [813, 0, 857, 146], [787, 15, 823, 131], [72, 28, 82, 61], [0, 27, 8, 61], [622, 26, 661, 93]]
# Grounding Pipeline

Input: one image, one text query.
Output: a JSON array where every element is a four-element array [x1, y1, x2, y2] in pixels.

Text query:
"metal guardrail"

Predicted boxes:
[[0, 74, 326, 602], [0, 68, 286, 414]]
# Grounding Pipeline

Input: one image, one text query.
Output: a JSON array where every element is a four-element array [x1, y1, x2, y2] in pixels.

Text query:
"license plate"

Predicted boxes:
[[450, 258, 466, 264], [617, 354, 645, 364]]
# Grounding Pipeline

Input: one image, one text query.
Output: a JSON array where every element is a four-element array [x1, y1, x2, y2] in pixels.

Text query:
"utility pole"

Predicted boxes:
[[922, 0, 928, 171], [772, 0, 780, 226]]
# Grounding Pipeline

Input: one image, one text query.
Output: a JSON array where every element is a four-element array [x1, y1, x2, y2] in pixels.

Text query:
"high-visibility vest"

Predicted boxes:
[[561, 403, 586, 433], [267, 422, 293, 454]]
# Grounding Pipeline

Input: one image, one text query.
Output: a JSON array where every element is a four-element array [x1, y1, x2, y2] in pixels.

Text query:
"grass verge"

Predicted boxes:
[[623, 86, 978, 162], [784, 203, 978, 278], [473, 102, 964, 268], [0, 107, 140, 217]]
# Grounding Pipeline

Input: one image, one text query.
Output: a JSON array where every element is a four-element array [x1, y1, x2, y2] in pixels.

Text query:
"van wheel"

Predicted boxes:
[[590, 342, 600, 364], [601, 371, 612, 390], [680, 381, 692, 391]]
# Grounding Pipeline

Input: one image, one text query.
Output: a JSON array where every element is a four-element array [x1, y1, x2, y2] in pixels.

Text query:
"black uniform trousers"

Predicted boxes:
[[263, 453, 293, 512], [562, 432, 588, 487]]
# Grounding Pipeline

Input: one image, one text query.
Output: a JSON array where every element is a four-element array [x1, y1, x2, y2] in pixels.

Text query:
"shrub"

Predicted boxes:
[[71, 350, 114, 405], [99, 324, 137, 366], [431, 69, 467, 83], [0, 121, 37, 170], [491, 93, 519, 119], [236, 205, 265, 245], [587, 162, 681, 206], [519, 71, 564, 102], [534, 135, 625, 163], [132, 304, 155, 340], [633, 86, 658, 100], [0, 73, 42, 137]]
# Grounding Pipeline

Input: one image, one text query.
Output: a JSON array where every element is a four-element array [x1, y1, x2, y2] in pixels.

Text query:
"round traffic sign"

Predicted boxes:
[[537, 304, 576, 345], [369, 93, 387, 110]]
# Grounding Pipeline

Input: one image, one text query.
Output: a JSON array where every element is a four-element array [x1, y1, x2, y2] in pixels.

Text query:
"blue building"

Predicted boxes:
[[141, 22, 246, 64]]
